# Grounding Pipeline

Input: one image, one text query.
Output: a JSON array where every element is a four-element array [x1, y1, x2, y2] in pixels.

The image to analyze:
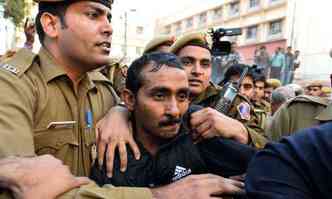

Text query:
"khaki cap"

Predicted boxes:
[[322, 86, 332, 94], [143, 36, 176, 54], [306, 80, 323, 88], [170, 32, 210, 54], [266, 78, 281, 89]]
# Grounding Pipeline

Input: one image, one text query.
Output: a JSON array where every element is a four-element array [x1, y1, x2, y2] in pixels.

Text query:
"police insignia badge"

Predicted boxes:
[[237, 102, 251, 121], [0, 64, 19, 75]]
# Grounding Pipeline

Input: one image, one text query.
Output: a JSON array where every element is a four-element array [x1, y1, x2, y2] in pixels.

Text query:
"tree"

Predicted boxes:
[[4, 0, 26, 26]]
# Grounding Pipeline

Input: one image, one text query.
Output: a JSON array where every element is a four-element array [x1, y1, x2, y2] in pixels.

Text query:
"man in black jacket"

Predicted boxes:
[[90, 52, 255, 195], [246, 122, 332, 199]]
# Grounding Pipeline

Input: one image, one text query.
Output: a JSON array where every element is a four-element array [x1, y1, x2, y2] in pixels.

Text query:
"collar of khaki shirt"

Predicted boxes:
[[38, 47, 109, 90], [191, 82, 220, 105]]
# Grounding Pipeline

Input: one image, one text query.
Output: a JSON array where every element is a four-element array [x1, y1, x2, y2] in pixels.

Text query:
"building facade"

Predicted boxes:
[[155, 0, 289, 64], [110, 2, 154, 64]]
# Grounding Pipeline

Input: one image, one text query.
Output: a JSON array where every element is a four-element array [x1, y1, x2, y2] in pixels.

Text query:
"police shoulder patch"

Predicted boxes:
[[237, 102, 251, 121], [0, 63, 19, 75]]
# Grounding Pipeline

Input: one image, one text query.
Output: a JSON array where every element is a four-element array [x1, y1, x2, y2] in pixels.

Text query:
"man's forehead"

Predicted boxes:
[[177, 45, 211, 59], [141, 65, 188, 87]]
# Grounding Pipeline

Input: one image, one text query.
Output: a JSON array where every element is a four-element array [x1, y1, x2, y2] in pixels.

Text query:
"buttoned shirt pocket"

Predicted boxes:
[[34, 128, 79, 160]]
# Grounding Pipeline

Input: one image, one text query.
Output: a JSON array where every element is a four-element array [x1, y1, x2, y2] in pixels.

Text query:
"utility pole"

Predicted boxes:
[[123, 11, 128, 58], [123, 9, 136, 59]]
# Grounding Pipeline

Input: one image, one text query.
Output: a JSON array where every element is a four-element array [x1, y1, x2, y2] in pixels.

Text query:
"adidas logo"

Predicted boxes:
[[172, 166, 192, 182]]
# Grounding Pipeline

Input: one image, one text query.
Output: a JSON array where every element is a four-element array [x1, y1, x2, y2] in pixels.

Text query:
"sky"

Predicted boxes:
[[113, 0, 222, 19]]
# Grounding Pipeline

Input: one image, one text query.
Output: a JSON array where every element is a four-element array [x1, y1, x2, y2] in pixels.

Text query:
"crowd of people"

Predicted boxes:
[[0, 0, 332, 199]]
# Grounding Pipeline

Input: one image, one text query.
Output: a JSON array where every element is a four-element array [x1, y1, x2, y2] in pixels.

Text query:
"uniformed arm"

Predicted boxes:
[[61, 173, 245, 199], [0, 155, 90, 199], [0, 69, 36, 157], [245, 123, 268, 149], [266, 103, 291, 142], [59, 183, 152, 199], [190, 108, 249, 144]]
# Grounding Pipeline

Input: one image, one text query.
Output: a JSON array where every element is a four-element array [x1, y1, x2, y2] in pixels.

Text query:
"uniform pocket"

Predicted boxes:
[[34, 128, 79, 157]]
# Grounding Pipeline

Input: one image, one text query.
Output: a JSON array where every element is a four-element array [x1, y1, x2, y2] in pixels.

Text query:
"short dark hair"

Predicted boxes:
[[35, 2, 70, 45], [222, 64, 254, 85], [126, 52, 183, 95], [252, 68, 266, 86]]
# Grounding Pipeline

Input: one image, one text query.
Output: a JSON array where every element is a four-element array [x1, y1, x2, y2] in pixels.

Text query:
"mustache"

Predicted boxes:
[[158, 116, 181, 127]]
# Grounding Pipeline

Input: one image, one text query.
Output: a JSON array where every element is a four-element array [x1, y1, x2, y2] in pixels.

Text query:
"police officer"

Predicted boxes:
[[305, 80, 324, 97], [169, 32, 267, 148], [252, 73, 271, 130], [268, 94, 332, 141]]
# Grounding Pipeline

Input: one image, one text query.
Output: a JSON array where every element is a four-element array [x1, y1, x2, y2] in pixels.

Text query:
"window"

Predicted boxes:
[[164, 25, 171, 34], [199, 13, 207, 26], [249, 0, 260, 9], [186, 18, 193, 29], [136, 26, 144, 35], [229, 1, 240, 16], [213, 7, 223, 20], [175, 23, 182, 35], [136, 47, 143, 55], [269, 20, 282, 35], [246, 25, 258, 40]]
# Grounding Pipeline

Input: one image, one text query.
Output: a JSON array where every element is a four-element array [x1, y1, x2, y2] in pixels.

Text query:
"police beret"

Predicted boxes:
[[322, 86, 332, 95], [170, 32, 211, 54], [143, 36, 176, 54], [266, 78, 281, 89], [33, 0, 113, 9]]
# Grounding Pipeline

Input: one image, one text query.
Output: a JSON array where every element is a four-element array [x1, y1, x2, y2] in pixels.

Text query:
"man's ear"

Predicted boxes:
[[40, 12, 61, 39], [122, 89, 136, 111]]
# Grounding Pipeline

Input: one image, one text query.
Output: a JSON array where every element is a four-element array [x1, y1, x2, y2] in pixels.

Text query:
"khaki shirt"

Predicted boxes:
[[100, 62, 126, 95], [191, 83, 268, 148], [253, 100, 271, 131], [0, 183, 152, 199], [268, 95, 332, 141], [0, 48, 153, 199]]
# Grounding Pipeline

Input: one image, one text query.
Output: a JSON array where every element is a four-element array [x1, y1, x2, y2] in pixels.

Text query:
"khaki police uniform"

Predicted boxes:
[[192, 83, 268, 149], [100, 60, 127, 96], [253, 100, 271, 131], [268, 95, 332, 141], [170, 32, 267, 148], [0, 48, 153, 198]]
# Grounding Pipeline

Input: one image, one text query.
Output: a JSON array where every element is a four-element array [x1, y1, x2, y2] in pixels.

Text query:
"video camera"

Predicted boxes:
[[209, 28, 242, 56]]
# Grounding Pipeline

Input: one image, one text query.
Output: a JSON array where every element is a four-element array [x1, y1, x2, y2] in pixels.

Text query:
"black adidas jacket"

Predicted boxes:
[[90, 131, 256, 187]]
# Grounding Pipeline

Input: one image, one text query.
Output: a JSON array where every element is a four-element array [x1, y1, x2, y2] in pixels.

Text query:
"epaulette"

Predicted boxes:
[[0, 48, 37, 77], [286, 95, 329, 107]]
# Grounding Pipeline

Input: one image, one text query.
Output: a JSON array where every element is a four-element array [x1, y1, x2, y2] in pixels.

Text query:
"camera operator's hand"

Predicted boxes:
[[0, 155, 90, 199], [151, 174, 245, 199], [190, 107, 249, 144]]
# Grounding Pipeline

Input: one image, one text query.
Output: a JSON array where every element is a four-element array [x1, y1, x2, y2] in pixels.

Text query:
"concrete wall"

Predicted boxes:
[[289, 0, 332, 81]]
